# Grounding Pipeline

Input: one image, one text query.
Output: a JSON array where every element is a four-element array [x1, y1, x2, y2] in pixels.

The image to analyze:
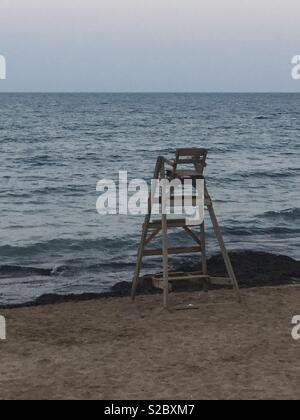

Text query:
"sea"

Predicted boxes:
[[0, 93, 299, 305]]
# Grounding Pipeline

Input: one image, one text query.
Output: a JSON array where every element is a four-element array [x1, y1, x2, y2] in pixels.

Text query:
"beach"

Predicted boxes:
[[1, 0, 299, 404], [1, 285, 299, 400]]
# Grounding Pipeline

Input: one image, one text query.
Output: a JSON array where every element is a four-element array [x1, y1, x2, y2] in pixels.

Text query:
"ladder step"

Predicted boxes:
[[143, 246, 202, 256], [173, 169, 204, 178], [153, 272, 209, 282], [148, 219, 191, 229], [149, 273, 232, 288], [153, 197, 210, 206], [210, 277, 232, 286]]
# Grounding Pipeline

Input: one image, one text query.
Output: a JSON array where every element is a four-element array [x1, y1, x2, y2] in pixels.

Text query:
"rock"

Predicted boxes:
[[1, 251, 299, 309], [172, 251, 300, 288]]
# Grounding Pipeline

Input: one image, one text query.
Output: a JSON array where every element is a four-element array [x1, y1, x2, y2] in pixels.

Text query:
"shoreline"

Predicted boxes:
[[1, 250, 299, 310]]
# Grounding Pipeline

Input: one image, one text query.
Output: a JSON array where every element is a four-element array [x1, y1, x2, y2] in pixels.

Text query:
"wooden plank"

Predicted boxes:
[[174, 170, 204, 178], [144, 246, 202, 256], [200, 222, 208, 292], [145, 227, 161, 245], [176, 148, 208, 157], [152, 197, 210, 209], [155, 196, 203, 206], [131, 213, 151, 300], [204, 198, 212, 206], [153, 275, 232, 286], [149, 219, 192, 228], [161, 162, 169, 309], [149, 219, 187, 228], [153, 272, 209, 283], [206, 189, 242, 302], [183, 226, 202, 246], [210, 277, 233, 286]]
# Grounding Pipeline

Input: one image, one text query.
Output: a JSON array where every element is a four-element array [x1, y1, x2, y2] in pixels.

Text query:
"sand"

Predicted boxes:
[[0, 286, 300, 400]]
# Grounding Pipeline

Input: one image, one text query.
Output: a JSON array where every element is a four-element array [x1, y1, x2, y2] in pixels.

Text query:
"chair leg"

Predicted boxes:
[[161, 213, 169, 309], [200, 222, 209, 292], [131, 215, 150, 300], [207, 201, 241, 303]]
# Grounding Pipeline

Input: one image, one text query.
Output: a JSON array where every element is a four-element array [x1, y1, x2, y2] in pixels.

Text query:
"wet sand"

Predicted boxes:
[[0, 286, 300, 400]]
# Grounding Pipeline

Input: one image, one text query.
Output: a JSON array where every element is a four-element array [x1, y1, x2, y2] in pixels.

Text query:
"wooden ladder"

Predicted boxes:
[[131, 149, 241, 309]]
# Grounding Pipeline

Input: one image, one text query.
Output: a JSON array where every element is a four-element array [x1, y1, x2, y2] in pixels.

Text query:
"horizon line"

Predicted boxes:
[[0, 91, 300, 94]]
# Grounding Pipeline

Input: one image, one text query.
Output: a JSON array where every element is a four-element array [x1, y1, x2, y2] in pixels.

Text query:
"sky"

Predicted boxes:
[[0, 0, 300, 92]]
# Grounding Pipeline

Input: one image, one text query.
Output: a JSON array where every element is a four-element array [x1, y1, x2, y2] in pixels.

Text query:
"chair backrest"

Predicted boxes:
[[174, 148, 208, 172]]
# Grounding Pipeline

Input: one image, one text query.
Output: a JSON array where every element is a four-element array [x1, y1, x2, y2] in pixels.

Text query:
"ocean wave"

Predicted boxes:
[[222, 168, 300, 181], [254, 116, 272, 120], [257, 208, 300, 221], [0, 265, 53, 277], [0, 237, 136, 258], [0, 260, 139, 280], [223, 225, 300, 236]]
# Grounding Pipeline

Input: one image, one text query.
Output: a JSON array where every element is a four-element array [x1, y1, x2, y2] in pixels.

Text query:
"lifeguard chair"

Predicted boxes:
[[131, 148, 241, 309]]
